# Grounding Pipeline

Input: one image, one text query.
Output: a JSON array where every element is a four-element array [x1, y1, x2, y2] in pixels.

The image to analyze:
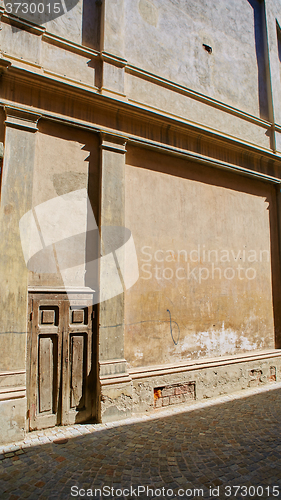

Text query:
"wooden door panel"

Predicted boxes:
[[29, 298, 63, 431], [61, 301, 94, 425], [70, 334, 85, 409], [28, 292, 95, 430], [38, 336, 54, 413]]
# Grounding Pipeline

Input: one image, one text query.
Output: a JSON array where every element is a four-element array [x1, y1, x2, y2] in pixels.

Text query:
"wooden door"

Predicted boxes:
[[61, 298, 94, 425], [28, 292, 96, 431]]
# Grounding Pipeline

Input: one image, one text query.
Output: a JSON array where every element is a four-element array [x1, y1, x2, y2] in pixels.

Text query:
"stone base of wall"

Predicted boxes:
[[2, 351, 280, 441], [100, 374, 133, 422], [0, 397, 26, 446], [0, 371, 26, 445], [129, 349, 281, 415]]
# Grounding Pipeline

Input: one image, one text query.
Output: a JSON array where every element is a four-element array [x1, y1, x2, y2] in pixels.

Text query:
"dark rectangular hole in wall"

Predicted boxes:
[[277, 21, 281, 63]]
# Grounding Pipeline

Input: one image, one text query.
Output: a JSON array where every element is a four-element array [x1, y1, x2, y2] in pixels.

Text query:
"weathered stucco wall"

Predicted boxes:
[[0, 109, 38, 372], [43, 0, 84, 45], [125, 0, 268, 118], [124, 146, 278, 368], [28, 121, 99, 289], [2, 0, 281, 439], [0, 0, 101, 48], [131, 353, 281, 413]]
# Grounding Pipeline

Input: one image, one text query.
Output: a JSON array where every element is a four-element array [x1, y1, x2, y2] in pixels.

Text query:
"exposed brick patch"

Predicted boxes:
[[269, 366, 276, 382], [162, 397, 170, 406], [154, 382, 195, 408], [249, 369, 262, 387]]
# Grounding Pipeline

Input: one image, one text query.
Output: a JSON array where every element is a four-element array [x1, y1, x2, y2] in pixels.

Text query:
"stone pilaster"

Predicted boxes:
[[100, 0, 127, 98], [0, 106, 40, 444], [263, 0, 281, 152], [99, 132, 132, 422]]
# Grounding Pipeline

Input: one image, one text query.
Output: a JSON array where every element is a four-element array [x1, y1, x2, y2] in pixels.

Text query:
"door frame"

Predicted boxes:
[[27, 288, 97, 431]]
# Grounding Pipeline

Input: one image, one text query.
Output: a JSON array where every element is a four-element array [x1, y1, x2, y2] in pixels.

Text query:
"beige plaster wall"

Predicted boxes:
[[0, 0, 101, 47], [124, 0, 268, 118], [124, 146, 279, 368], [0, 111, 37, 372], [0, 23, 100, 87], [43, 0, 83, 45], [28, 121, 99, 288], [42, 0, 101, 48]]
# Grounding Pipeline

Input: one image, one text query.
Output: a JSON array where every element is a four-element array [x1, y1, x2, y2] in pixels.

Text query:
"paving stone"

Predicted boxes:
[[1, 386, 281, 498]]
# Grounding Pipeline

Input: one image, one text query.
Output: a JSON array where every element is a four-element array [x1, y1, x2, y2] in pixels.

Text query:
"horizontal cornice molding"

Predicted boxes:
[[0, 88, 281, 165], [126, 64, 271, 130], [0, 370, 26, 401], [28, 286, 96, 293], [0, 8, 45, 35], [100, 373, 132, 386], [128, 137, 281, 184], [0, 370, 26, 376], [2, 100, 281, 181], [42, 33, 100, 59], [1, 61, 280, 162], [0, 386, 26, 401], [101, 51, 127, 67], [129, 349, 281, 379]]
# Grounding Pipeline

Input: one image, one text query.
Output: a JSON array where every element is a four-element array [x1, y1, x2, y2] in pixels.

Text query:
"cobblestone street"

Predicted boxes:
[[1, 384, 281, 500]]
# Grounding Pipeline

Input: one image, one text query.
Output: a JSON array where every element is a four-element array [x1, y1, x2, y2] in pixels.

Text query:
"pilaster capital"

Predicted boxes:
[[100, 131, 127, 154], [4, 106, 41, 132]]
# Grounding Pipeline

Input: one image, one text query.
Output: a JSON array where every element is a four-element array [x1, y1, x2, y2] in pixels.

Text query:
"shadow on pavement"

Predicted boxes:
[[1, 388, 281, 499]]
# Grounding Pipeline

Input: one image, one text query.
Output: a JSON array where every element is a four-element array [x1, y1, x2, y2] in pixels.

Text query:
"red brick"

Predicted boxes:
[[155, 398, 162, 408], [162, 397, 170, 406], [174, 387, 183, 395], [170, 394, 183, 404], [182, 392, 195, 402], [161, 387, 174, 397]]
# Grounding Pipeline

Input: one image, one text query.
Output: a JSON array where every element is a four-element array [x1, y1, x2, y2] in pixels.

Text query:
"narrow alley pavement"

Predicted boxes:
[[1, 383, 281, 500]]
